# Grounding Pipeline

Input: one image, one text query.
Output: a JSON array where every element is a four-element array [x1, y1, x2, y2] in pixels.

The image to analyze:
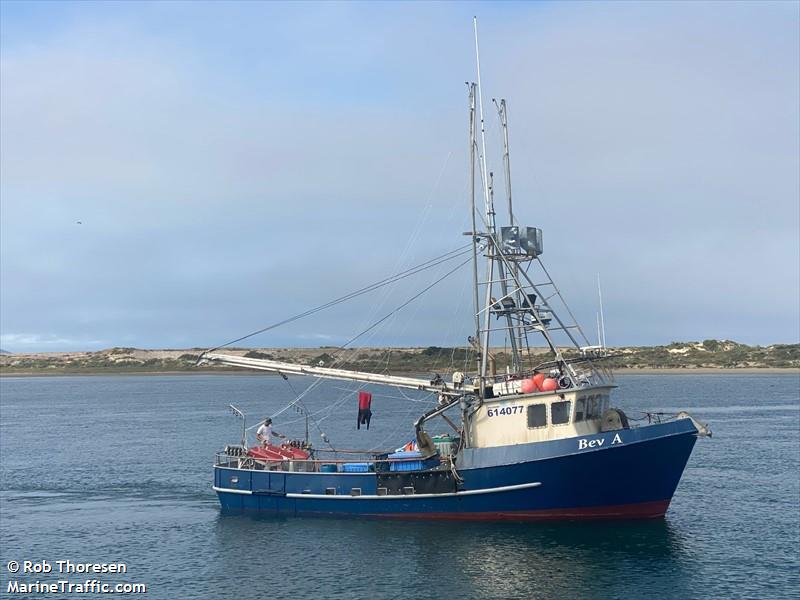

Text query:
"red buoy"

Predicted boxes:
[[532, 373, 546, 391], [520, 378, 537, 394], [541, 377, 559, 392]]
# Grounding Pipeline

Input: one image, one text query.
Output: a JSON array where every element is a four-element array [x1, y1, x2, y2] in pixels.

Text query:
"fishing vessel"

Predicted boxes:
[[202, 23, 710, 520]]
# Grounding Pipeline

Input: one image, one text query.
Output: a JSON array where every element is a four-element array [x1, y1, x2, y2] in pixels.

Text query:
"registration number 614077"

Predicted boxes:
[[486, 406, 523, 417]]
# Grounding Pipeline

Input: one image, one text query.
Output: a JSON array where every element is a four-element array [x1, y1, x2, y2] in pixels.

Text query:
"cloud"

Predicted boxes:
[[1, 2, 798, 352], [0, 333, 106, 350]]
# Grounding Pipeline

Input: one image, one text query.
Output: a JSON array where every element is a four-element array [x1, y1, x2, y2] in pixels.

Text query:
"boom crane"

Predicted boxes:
[[199, 352, 464, 397]]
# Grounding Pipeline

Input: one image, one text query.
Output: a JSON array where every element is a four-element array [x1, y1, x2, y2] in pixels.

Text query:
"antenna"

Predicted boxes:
[[597, 274, 607, 349], [473, 17, 494, 227], [296, 404, 309, 445], [597, 312, 602, 347], [229, 404, 247, 448], [474, 16, 498, 384]]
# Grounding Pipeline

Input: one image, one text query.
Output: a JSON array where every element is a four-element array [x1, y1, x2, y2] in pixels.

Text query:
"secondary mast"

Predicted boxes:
[[468, 82, 482, 377], [495, 98, 515, 227], [473, 17, 500, 386]]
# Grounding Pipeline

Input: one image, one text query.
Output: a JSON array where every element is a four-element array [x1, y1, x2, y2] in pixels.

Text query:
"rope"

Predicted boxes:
[[450, 459, 464, 484], [280, 376, 333, 449], [626, 412, 680, 424], [332, 255, 472, 353], [202, 244, 472, 355], [245, 255, 472, 447], [275, 255, 472, 415]]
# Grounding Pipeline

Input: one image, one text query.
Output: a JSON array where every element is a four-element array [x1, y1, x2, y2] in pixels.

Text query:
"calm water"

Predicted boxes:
[[1, 373, 798, 599]]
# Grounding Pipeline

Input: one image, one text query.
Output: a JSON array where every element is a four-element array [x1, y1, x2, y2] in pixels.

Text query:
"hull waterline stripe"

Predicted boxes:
[[285, 481, 541, 499], [212, 486, 252, 495], [213, 481, 541, 500]]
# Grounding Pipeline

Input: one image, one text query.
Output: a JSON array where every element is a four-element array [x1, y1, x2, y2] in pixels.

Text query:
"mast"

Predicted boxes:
[[493, 98, 524, 373], [490, 184, 522, 373], [474, 17, 497, 388], [495, 99, 515, 227], [468, 83, 482, 374], [473, 17, 494, 230], [472, 44, 591, 385], [473, 18, 523, 378]]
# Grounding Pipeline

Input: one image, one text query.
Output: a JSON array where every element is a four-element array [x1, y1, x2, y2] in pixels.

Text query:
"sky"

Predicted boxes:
[[1, 0, 798, 353]]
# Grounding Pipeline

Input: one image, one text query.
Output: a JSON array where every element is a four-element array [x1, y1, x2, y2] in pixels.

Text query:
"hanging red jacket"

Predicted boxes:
[[357, 391, 373, 430]]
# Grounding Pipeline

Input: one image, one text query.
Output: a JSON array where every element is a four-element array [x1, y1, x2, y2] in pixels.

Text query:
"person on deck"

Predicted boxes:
[[256, 418, 285, 448]]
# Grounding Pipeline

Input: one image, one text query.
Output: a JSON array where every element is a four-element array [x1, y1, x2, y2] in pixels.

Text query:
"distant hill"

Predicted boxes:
[[0, 349, 11, 355], [0, 341, 797, 375], [599, 340, 799, 369]]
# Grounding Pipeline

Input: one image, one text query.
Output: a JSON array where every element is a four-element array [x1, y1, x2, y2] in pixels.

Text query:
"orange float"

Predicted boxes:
[[532, 373, 546, 390], [541, 377, 559, 392]]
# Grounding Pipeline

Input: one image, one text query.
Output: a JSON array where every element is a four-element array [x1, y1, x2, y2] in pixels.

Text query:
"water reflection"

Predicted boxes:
[[212, 514, 696, 599], [455, 520, 693, 599]]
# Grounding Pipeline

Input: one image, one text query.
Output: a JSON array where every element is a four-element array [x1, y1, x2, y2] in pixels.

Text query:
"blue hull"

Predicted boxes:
[[214, 419, 698, 520]]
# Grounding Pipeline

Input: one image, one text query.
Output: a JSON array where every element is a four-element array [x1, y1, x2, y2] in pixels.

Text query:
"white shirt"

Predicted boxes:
[[257, 423, 272, 441]]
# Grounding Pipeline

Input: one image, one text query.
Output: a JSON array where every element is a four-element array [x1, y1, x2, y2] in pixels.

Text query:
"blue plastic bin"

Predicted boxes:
[[388, 451, 423, 460], [389, 460, 424, 472], [388, 451, 425, 472], [341, 462, 372, 473]]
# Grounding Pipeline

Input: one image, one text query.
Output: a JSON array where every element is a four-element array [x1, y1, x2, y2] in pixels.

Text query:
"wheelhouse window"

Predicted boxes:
[[574, 398, 585, 422], [527, 404, 547, 428], [593, 395, 602, 418], [551, 400, 571, 425]]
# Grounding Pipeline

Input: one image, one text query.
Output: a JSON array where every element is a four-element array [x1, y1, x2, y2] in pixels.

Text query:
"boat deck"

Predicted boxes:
[[215, 447, 451, 475]]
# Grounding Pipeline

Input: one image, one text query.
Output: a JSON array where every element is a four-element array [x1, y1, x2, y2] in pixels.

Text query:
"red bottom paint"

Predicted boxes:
[[368, 499, 672, 522]]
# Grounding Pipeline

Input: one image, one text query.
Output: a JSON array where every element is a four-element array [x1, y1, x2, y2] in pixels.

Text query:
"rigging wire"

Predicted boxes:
[[248, 254, 474, 440], [287, 254, 473, 408], [331, 255, 473, 352], [307, 160, 471, 426], [368, 404, 423, 452], [321, 151, 457, 415], [222, 179, 473, 447], [202, 244, 472, 354], [331, 386, 437, 404], [279, 375, 334, 450], [305, 250, 471, 440]]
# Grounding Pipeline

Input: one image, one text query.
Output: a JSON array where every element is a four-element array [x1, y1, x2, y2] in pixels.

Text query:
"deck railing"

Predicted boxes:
[[214, 449, 448, 473]]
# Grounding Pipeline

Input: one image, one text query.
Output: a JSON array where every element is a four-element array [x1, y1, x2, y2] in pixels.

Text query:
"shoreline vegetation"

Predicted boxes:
[[1, 340, 798, 377]]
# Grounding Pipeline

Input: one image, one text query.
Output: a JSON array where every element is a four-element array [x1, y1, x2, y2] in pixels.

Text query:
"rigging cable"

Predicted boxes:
[[280, 375, 336, 451], [250, 254, 474, 439], [283, 253, 473, 407], [331, 255, 473, 353], [201, 244, 473, 355]]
